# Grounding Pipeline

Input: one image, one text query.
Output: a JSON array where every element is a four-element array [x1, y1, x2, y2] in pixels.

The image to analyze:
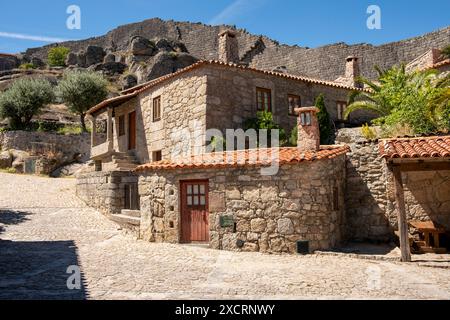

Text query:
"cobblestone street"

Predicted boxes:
[[0, 173, 449, 300]]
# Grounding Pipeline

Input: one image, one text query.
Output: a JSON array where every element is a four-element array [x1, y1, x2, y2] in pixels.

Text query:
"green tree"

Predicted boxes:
[[244, 111, 287, 147], [344, 65, 450, 136], [57, 71, 109, 132], [315, 94, 332, 144], [0, 78, 54, 130], [48, 46, 70, 67]]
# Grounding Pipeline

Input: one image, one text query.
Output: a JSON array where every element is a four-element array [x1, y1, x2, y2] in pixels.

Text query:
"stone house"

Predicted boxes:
[[86, 31, 373, 172], [77, 30, 450, 257]]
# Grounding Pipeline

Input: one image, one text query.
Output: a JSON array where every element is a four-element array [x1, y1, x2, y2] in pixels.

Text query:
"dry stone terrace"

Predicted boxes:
[[0, 173, 449, 300]]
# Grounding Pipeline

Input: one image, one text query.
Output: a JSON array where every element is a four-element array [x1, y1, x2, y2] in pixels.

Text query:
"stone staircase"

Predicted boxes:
[[109, 209, 141, 236], [111, 151, 139, 171]]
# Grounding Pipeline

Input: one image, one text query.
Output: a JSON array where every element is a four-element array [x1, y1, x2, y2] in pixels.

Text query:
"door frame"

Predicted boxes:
[[179, 179, 210, 244], [128, 111, 136, 151]]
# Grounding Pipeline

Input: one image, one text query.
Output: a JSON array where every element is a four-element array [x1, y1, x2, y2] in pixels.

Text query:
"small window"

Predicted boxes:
[[256, 87, 272, 112], [337, 101, 347, 120], [153, 150, 162, 162], [288, 95, 301, 116], [333, 187, 340, 211], [153, 96, 161, 122], [300, 112, 312, 126], [118, 115, 125, 136]]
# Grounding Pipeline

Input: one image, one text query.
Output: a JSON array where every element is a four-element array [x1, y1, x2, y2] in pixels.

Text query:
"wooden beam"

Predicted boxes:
[[392, 165, 412, 262], [398, 161, 450, 172]]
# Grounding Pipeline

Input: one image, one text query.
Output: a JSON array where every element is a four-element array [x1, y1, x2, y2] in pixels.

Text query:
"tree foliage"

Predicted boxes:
[[57, 71, 109, 132], [315, 94, 332, 144], [0, 78, 54, 130], [48, 46, 70, 67], [244, 111, 287, 147], [344, 65, 450, 136]]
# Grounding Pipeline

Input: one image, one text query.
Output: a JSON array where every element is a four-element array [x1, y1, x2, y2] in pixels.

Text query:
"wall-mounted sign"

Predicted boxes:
[[220, 215, 234, 228]]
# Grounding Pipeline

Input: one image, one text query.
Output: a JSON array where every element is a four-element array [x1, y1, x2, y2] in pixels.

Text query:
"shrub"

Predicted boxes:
[[361, 124, 377, 140], [0, 78, 55, 130], [244, 111, 287, 147], [57, 71, 109, 132], [48, 46, 70, 67], [19, 63, 36, 70]]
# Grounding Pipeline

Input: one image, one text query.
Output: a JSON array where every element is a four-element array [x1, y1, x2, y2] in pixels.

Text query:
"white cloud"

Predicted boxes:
[[0, 31, 69, 43], [209, 0, 265, 25]]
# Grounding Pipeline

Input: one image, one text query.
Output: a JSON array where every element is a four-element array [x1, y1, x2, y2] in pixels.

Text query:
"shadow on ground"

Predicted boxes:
[[0, 210, 31, 232], [0, 240, 88, 300]]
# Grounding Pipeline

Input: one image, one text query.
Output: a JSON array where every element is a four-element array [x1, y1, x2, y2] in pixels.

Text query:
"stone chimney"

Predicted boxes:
[[218, 30, 239, 64], [345, 56, 360, 87], [295, 107, 320, 152]]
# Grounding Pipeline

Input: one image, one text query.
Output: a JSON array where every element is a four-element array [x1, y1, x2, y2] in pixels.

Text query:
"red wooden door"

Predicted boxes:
[[128, 111, 136, 150], [180, 181, 209, 243]]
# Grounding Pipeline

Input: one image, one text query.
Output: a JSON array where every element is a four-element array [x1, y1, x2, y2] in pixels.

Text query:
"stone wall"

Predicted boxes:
[[138, 156, 346, 254], [0, 131, 91, 162], [336, 128, 391, 241], [336, 128, 450, 242], [24, 18, 450, 81], [204, 64, 374, 136], [76, 171, 138, 215]]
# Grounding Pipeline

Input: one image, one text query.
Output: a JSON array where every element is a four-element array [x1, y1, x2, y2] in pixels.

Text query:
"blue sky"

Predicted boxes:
[[1, 0, 449, 53]]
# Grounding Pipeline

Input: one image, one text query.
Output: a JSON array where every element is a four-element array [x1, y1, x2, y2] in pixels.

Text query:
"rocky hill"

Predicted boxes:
[[19, 18, 449, 82]]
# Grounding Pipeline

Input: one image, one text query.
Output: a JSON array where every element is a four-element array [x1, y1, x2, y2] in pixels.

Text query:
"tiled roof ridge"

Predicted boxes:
[[122, 60, 368, 95], [89, 60, 368, 115], [379, 135, 450, 159], [135, 145, 350, 172]]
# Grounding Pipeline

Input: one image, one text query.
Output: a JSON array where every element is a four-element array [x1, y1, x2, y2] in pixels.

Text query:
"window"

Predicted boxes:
[[186, 183, 207, 207], [333, 187, 340, 211], [300, 112, 312, 126], [153, 96, 161, 122], [288, 95, 301, 116], [256, 87, 272, 112], [153, 150, 162, 162], [337, 101, 347, 120], [118, 115, 125, 136]]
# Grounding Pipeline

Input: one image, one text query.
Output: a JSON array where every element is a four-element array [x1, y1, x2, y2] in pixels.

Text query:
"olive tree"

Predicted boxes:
[[57, 71, 109, 132], [0, 78, 54, 130]]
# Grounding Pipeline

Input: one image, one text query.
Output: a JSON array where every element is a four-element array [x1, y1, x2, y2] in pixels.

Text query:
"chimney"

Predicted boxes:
[[295, 107, 320, 152], [218, 30, 239, 64], [345, 56, 360, 87]]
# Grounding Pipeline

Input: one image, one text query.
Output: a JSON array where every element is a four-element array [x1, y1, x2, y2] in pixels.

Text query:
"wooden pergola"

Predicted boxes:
[[379, 136, 450, 262]]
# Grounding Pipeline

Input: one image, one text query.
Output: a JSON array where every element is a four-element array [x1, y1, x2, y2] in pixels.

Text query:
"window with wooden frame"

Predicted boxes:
[[336, 101, 348, 120], [256, 87, 272, 112], [152, 150, 162, 162], [288, 94, 301, 116], [153, 96, 162, 122], [118, 115, 125, 136]]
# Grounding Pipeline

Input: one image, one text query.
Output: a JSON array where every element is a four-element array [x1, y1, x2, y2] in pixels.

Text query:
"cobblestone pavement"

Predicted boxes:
[[0, 173, 449, 300]]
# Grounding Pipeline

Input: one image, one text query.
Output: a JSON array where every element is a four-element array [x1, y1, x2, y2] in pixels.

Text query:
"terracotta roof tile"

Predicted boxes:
[[135, 145, 350, 172], [88, 60, 368, 115], [379, 135, 450, 159]]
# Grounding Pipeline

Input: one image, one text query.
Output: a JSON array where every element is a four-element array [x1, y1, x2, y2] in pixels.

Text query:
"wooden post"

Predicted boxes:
[[392, 165, 412, 262], [107, 108, 114, 151], [90, 115, 97, 148]]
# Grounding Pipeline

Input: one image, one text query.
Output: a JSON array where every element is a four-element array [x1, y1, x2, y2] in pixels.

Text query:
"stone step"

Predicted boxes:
[[112, 159, 139, 165], [121, 209, 141, 218], [109, 213, 140, 226]]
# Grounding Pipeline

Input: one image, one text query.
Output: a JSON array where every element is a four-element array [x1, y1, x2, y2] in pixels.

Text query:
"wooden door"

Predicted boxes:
[[180, 181, 209, 243], [128, 111, 136, 150]]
